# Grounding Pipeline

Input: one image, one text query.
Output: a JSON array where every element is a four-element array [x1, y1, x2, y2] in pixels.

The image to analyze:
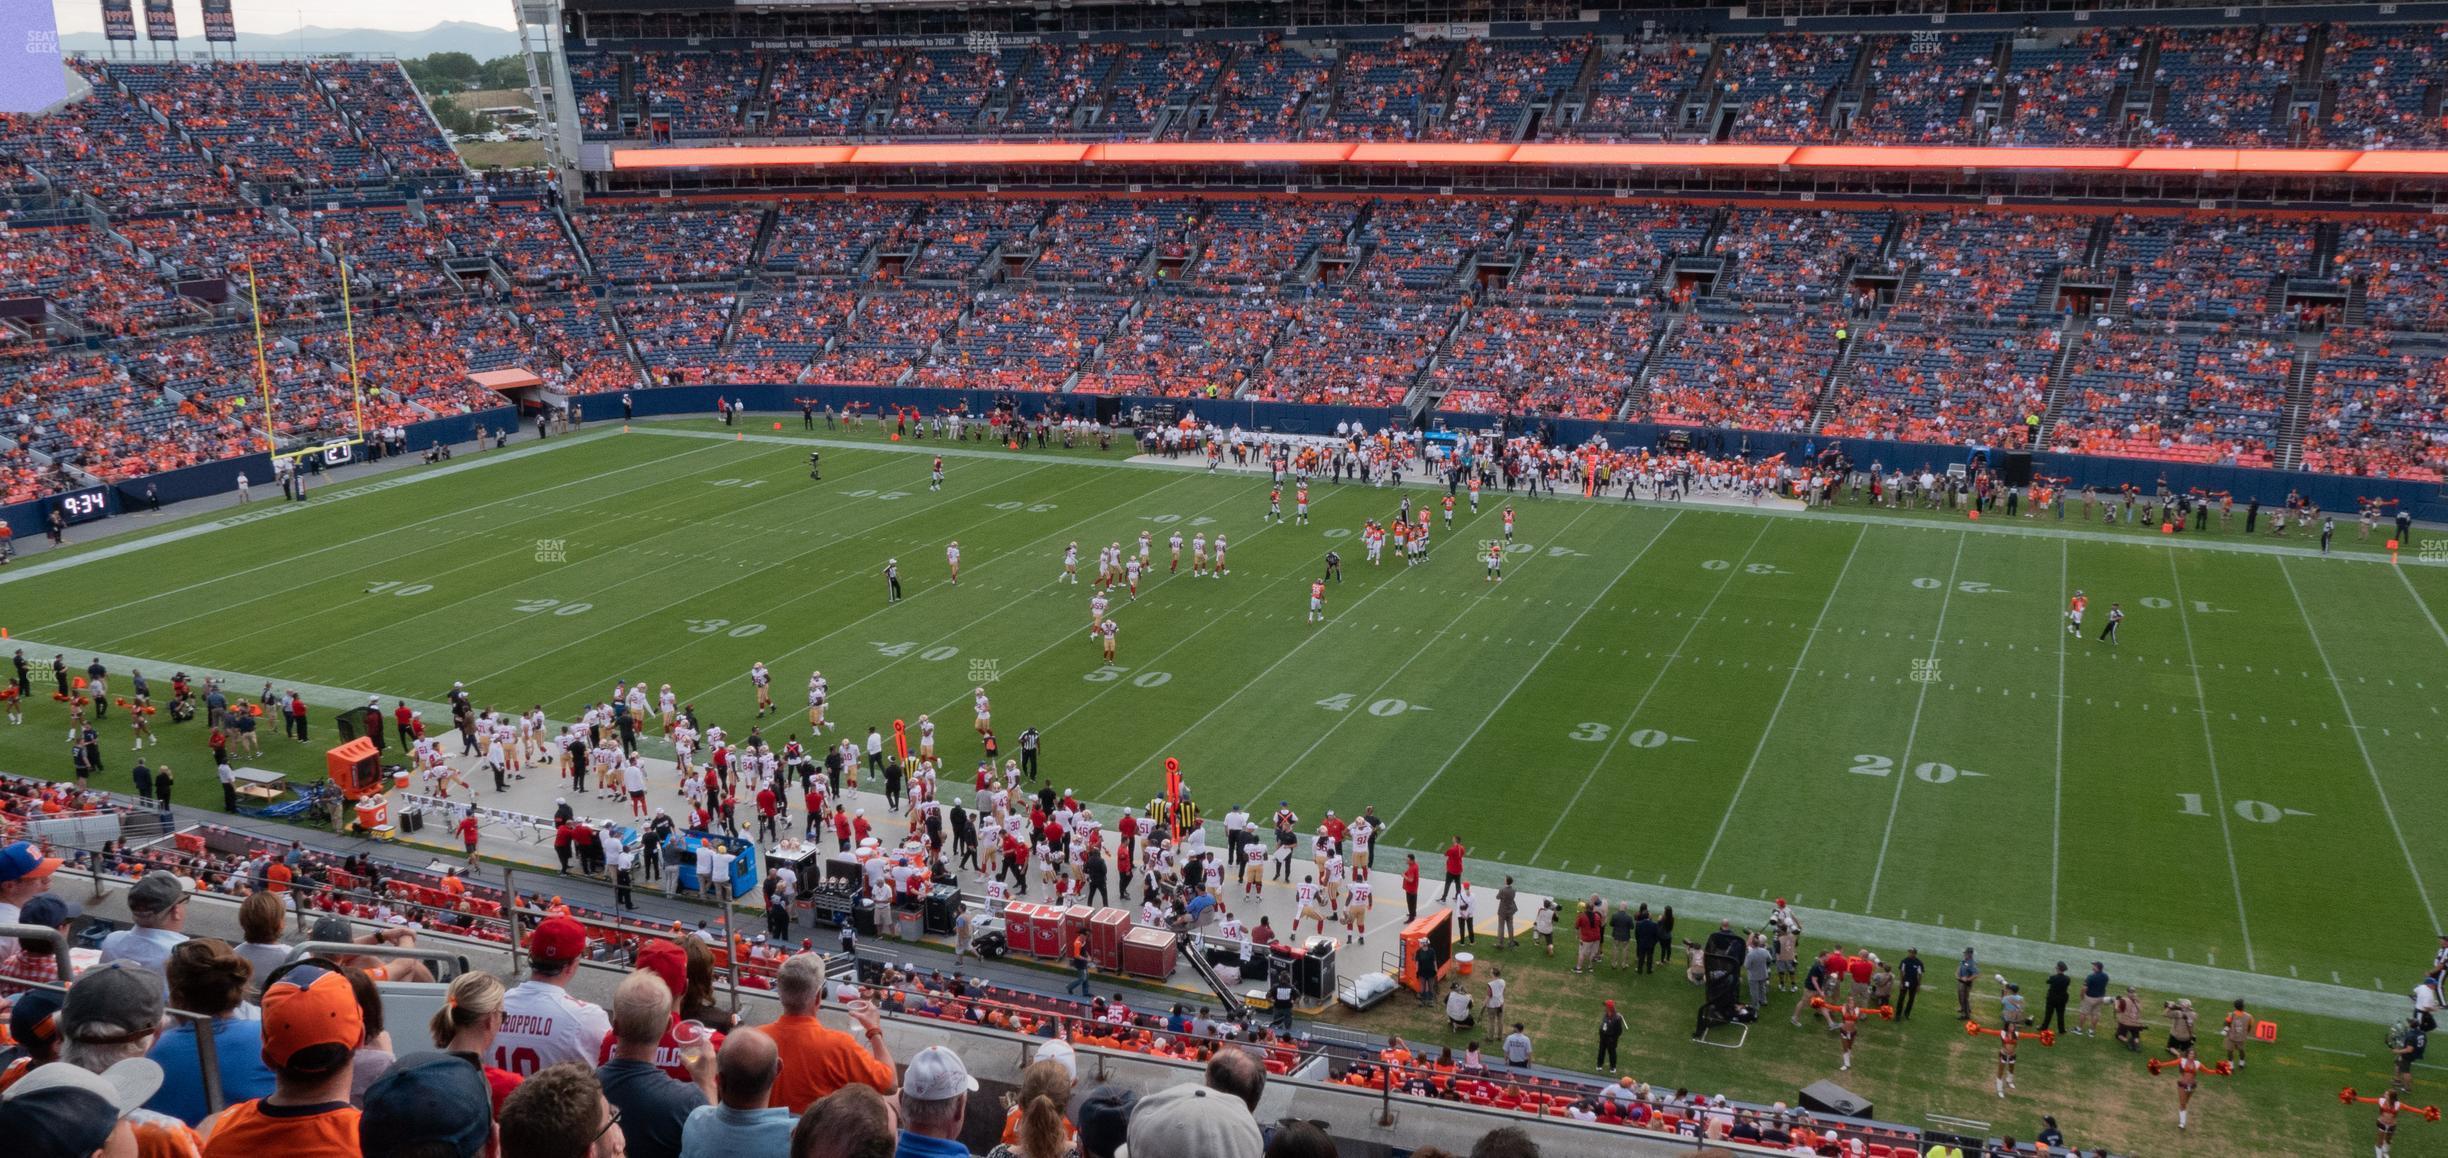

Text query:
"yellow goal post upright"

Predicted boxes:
[[244, 255, 373, 467]]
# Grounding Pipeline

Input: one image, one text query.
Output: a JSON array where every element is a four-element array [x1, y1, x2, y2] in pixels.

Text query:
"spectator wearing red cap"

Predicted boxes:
[[198, 961, 365, 1158], [599, 970, 714, 1158], [494, 917, 609, 1077], [593, 941, 722, 1085]]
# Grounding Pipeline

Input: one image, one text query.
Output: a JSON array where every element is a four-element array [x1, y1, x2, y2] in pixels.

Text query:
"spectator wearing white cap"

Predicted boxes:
[[1121, 1085, 1260, 1158], [894, 1046, 976, 1158]]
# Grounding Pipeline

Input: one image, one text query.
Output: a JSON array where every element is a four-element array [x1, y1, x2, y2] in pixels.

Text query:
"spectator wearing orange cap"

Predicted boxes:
[[197, 960, 364, 1158], [494, 916, 609, 1076]]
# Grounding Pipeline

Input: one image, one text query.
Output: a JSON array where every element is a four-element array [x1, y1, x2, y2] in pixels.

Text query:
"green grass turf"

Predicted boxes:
[[0, 419, 2443, 1154]]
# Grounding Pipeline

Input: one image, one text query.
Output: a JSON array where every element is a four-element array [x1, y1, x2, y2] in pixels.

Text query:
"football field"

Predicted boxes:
[[4, 421, 2444, 1003]]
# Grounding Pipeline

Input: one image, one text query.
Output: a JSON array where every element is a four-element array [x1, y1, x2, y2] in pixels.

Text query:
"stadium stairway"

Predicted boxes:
[[2031, 318, 2085, 448], [2275, 330, 2321, 471]]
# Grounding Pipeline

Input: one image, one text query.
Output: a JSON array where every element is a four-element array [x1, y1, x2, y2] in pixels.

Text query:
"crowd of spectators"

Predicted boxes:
[[1640, 308, 1838, 431], [579, 206, 762, 284], [903, 201, 1047, 282], [1850, 34, 1996, 144], [765, 200, 917, 279], [1, 216, 188, 338], [803, 291, 964, 385], [1358, 199, 1522, 294], [1561, 41, 1707, 139], [759, 48, 904, 139], [1720, 208, 1893, 307], [426, 199, 586, 286], [1075, 294, 1292, 397], [885, 49, 1018, 137], [1315, 38, 1456, 141], [1245, 290, 1459, 406], [2143, 25, 2309, 146], [1, 71, 229, 210], [2318, 24, 2448, 147], [1199, 40, 1331, 141], [1821, 322, 2055, 445], [718, 289, 857, 383], [1027, 200, 1196, 288], [1994, 29, 2140, 146], [1507, 202, 1709, 301], [1184, 199, 1361, 288], [2102, 212, 2315, 325], [1429, 304, 1656, 419], [1427, 38, 1589, 142], [1894, 210, 2087, 324], [2299, 328, 2448, 479], [1714, 34, 1866, 143], [620, 291, 739, 384], [909, 290, 1132, 392], [2333, 218, 2448, 333], [636, 52, 760, 139], [102, 61, 389, 188], [2051, 327, 2290, 465], [1102, 43, 1230, 138]]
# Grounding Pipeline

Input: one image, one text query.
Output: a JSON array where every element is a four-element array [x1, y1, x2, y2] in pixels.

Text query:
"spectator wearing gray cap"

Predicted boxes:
[[894, 1045, 977, 1158], [1122, 1085, 1260, 1158], [98, 872, 189, 974], [45, 961, 204, 1152], [362, 1052, 498, 1158]]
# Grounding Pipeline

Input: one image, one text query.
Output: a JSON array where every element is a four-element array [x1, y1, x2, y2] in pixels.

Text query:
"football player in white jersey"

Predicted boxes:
[[1191, 534, 1209, 577], [946, 540, 961, 585], [1062, 542, 1080, 584], [1213, 534, 1229, 576], [1168, 530, 1184, 573], [1124, 555, 1142, 600]]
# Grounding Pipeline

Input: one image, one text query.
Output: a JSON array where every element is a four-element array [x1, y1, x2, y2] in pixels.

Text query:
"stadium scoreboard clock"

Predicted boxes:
[[54, 486, 110, 524]]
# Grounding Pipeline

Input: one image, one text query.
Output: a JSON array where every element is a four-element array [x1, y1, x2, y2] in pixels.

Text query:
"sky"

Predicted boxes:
[[51, 0, 514, 35]]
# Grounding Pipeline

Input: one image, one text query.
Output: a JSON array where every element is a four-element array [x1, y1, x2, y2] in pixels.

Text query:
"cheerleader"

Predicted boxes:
[[1994, 1022, 2019, 1097]]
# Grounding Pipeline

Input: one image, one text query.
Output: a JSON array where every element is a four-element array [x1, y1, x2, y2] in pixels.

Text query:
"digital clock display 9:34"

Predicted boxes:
[[55, 486, 110, 524]]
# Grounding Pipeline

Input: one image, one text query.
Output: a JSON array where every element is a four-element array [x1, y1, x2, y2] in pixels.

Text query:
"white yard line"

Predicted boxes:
[[2397, 565, 2448, 650], [0, 428, 639, 589], [352, 456, 944, 690], [1527, 518, 1764, 863], [894, 479, 1370, 731], [2166, 550, 2260, 972], [495, 464, 1090, 703], [1863, 533, 1967, 913], [1092, 502, 1608, 802], [2050, 538, 2069, 941], [1383, 506, 1670, 832], [20, 436, 734, 635], [2276, 557, 2441, 933], [1689, 525, 1869, 888], [263, 457, 906, 677], [820, 473, 1260, 706]]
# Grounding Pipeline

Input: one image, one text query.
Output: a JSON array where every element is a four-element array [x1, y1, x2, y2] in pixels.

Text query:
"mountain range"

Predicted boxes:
[[59, 20, 519, 61]]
